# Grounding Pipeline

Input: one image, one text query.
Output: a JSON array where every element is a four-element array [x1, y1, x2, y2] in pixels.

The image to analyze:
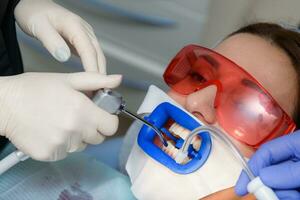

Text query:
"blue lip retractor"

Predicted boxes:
[[137, 102, 212, 174]]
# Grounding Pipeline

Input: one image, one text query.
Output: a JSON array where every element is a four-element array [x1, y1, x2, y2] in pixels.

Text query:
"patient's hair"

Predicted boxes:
[[229, 22, 300, 128]]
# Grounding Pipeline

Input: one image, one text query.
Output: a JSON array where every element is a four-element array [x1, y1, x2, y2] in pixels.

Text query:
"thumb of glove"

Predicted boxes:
[[259, 160, 300, 189]]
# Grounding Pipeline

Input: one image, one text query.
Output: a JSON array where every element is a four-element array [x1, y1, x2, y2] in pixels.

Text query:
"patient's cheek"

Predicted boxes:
[[167, 90, 186, 106], [231, 139, 255, 158], [167, 90, 256, 158], [213, 124, 255, 158]]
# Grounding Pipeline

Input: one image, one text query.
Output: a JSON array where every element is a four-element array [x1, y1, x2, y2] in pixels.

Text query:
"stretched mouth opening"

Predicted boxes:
[[153, 119, 202, 165], [138, 102, 211, 174]]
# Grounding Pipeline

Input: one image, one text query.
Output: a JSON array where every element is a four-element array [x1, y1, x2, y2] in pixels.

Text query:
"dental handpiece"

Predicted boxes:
[[93, 89, 168, 147]]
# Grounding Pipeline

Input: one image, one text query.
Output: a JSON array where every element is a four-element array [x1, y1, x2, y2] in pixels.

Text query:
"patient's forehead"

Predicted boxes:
[[213, 33, 298, 116]]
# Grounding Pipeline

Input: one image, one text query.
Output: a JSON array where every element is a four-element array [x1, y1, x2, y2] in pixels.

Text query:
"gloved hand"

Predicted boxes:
[[14, 0, 106, 73], [0, 72, 122, 161], [235, 130, 300, 200]]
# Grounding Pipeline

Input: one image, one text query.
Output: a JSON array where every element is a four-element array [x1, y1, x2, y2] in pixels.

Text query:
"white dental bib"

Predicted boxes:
[[125, 85, 244, 200]]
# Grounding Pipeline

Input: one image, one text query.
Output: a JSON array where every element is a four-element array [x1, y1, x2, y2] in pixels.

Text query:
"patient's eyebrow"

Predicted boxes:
[[201, 55, 219, 69], [241, 79, 264, 93], [187, 52, 219, 69]]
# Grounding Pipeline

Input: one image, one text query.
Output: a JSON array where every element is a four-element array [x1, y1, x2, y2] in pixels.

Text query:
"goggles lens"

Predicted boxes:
[[163, 45, 296, 147]]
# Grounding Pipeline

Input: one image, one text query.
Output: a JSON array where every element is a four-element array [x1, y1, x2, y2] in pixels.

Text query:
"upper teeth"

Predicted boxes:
[[169, 123, 201, 151], [160, 122, 202, 164], [162, 141, 179, 158], [169, 123, 190, 140]]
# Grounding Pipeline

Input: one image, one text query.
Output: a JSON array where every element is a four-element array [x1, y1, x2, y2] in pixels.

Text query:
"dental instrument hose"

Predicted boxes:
[[176, 126, 279, 200], [0, 89, 167, 175]]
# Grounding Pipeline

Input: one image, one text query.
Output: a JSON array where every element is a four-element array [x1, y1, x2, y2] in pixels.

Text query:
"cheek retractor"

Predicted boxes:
[[160, 122, 201, 164], [137, 102, 212, 174]]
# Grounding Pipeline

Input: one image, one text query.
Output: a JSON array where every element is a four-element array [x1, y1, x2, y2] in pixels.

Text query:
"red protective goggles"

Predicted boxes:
[[163, 45, 296, 148]]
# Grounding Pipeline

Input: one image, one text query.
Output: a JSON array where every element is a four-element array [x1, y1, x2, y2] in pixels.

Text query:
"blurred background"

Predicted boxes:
[[17, 0, 300, 136]]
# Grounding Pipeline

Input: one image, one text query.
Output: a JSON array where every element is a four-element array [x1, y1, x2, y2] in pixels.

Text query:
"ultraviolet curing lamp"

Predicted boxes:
[[137, 102, 279, 200]]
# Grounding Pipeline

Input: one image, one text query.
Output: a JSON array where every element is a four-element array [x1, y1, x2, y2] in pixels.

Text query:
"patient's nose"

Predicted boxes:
[[185, 85, 217, 124]]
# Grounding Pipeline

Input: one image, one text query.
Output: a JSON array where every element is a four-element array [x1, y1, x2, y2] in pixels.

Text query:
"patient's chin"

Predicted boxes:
[[201, 187, 256, 200]]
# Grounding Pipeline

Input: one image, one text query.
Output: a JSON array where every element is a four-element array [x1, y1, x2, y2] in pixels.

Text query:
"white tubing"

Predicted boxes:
[[179, 125, 279, 200], [0, 150, 28, 175], [248, 177, 279, 200], [180, 125, 255, 179], [175, 151, 188, 164]]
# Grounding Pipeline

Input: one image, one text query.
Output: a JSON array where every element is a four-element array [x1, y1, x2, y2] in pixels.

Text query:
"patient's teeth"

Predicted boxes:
[[162, 122, 203, 164], [192, 137, 201, 151], [169, 123, 190, 140], [169, 122, 202, 151], [162, 141, 178, 159], [162, 142, 190, 164], [169, 123, 179, 135]]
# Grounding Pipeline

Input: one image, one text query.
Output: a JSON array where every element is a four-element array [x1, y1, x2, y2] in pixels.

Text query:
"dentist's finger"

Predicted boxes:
[[83, 130, 105, 145], [81, 121, 106, 145], [66, 73, 122, 91], [74, 142, 88, 152], [33, 20, 71, 62], [96, 111, 119, 136], [259, 160, 300, 189], [82, 22, 106, 74], [60, 23, 99, 72], [276, 190, 300, 200], [86, 95, 119, 138]]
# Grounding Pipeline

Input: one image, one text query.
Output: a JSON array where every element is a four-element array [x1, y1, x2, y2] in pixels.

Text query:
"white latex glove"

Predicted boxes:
[[0, 72, 122, 161], [14, 0, 106, 73]]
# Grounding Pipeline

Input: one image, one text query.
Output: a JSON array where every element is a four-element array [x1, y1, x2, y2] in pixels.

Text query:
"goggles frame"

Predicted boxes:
[[163, 45, 296, 148]]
